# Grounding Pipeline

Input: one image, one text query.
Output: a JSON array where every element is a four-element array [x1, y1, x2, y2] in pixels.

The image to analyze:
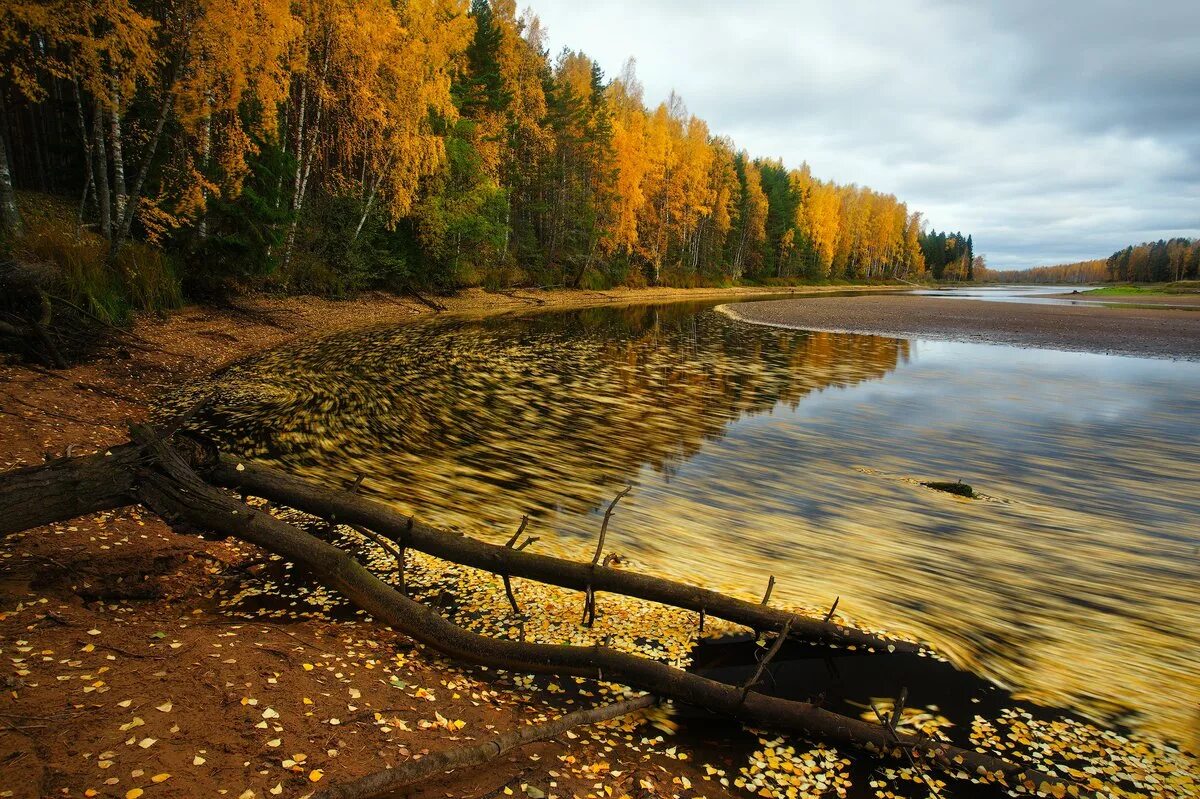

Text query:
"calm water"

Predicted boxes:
[[185, 299, 1200, 750]]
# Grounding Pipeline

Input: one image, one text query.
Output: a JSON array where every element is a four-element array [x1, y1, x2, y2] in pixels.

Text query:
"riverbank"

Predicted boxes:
[[0, 283, 902, 799], [1048, 290, 1200, 306], [719, 293, 1200, 360]]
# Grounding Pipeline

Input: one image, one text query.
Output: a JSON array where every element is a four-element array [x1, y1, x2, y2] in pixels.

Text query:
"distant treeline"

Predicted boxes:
[[981, 260, 1108, 284], [0, 0, 969, 316], [983, 238, 1199, 284]]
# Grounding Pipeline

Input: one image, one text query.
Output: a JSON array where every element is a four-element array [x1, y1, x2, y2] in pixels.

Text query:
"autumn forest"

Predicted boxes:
[[0, 0, 981, 315]]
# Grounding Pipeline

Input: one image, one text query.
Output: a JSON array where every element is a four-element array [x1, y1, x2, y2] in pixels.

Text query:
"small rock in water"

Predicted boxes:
[[921, 480, 976, 498]]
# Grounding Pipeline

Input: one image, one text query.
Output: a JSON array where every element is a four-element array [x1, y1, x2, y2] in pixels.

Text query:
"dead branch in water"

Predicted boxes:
[[312, 694, 656, 799], [206, 456, 913, 655]]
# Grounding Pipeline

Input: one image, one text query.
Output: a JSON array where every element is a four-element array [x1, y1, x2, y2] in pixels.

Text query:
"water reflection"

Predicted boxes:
[[185, 301, 1200, 751]]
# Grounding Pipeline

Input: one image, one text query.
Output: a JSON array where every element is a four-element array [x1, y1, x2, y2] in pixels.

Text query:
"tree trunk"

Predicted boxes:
[[197, 94, 212, 240], [109, 79, 127, 224], [0, 443, 143, 534], [72, 78, 96, 234], [108, 72, 173, 265], [122, 433, 1079, 797], [281, 45, 330, 273], [92, 100, 111, 239], [0, 99, 23, 236], [27, 105, 48, 193], [208, 456, 909, 653], [0, 435, 1090, 798]]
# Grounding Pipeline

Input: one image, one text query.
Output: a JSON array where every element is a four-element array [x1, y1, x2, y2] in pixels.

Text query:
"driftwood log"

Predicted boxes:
[[0, 430, 1088, 797]]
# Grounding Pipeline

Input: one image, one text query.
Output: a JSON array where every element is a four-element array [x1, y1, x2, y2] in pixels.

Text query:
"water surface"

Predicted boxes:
[[186, 299, 1200, 751]]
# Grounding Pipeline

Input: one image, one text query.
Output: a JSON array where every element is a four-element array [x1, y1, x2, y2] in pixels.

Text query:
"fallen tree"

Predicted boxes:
[[206, 454, 913, 653], [0, 441, 912, 654], [0, 428, 1090, 797]]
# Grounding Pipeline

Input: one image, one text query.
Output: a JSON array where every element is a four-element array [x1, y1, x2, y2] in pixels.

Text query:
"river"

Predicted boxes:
[[183, 293, 1200, 757]]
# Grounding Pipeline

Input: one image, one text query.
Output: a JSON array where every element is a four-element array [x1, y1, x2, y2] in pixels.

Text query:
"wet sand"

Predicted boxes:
[[720, 294, 1200, 359]]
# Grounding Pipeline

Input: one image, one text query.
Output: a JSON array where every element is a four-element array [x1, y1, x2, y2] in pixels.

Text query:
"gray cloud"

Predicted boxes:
[[529, 0, 1200, 269]]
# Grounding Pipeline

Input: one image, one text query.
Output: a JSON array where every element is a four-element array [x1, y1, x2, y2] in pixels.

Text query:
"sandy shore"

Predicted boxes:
[[719, 294, 1200, 360]]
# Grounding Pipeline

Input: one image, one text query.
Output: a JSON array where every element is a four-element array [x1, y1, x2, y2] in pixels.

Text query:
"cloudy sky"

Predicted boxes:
[[529, 0, 1200, 270]]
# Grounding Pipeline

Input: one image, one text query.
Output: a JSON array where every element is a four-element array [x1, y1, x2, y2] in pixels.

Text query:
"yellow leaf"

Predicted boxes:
[[151, 773, 170, 783], [126, 790, 143, 799], [309, 769, 324, 782]]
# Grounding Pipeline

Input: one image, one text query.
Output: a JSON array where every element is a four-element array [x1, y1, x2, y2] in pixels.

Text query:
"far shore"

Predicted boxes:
[[719, 293, 1200, 360], [1046, 290, 1200, 306]]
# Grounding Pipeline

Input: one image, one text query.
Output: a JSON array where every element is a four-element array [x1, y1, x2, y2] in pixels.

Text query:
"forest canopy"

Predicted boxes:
[[0, 0, 963, 308]]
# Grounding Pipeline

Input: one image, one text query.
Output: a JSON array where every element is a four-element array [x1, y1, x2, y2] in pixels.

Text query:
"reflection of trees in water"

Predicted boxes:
[[189, 304, 908, 532]]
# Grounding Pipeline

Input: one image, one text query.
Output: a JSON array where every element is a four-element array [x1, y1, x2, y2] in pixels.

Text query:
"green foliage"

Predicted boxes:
[[461, 0, 510, 114], [0, 1, 966, 302], [184, 136, 294, 297], [413, 121, 511, 289], [922, 480, 977, 499], [1106, 239, 1199, 283]]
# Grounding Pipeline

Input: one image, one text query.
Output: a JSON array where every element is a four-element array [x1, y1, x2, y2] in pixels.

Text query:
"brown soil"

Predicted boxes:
[[1, 284, 897, 799], [720, 294, 1200, 360]]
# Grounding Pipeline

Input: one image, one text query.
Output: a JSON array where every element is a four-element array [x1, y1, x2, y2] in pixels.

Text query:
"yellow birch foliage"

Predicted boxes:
[[604, 71, 650, 255], [173, 0, 300, 215], [308, 0, 470, 224]]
